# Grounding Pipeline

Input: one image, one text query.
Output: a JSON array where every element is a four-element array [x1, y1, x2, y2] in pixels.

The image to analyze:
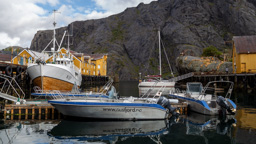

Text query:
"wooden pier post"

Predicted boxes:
[[25, 109, 28, 120], [38, 108, 41, 120], [18, 108, 21, 120], [4, 108, 6, 119], [52, 108, 55, 119], [11, 109, 13, 120], [45, 108, 48, 120], [32, 108, 35, 120], [58, 112, 61, 119]]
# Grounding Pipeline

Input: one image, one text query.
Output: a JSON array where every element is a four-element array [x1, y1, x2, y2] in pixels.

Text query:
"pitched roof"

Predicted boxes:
[[27, 50, 50, 60], [0, 53, 12, 61], [12, 49, 50, 61], [233, 35, 256, 54], [83, 54, 107, 60]]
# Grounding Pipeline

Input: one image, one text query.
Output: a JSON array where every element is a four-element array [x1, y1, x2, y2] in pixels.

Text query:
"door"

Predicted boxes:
[[19, 57, 23, 65], [241, 63, 246, 73]]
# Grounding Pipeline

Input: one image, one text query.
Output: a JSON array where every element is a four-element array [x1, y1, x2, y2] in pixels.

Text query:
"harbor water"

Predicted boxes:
[[0, 81, 256, 144]]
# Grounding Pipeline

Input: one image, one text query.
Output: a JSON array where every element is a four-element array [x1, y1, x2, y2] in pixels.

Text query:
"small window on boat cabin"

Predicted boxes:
[[187, 83, 203, 93]]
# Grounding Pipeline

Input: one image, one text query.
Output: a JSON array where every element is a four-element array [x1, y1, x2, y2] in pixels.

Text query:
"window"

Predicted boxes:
[[98, 65, 100, 69]]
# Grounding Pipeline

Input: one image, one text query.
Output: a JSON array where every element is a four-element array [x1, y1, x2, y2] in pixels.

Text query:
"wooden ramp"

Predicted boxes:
[[169, 72, 194, 82]]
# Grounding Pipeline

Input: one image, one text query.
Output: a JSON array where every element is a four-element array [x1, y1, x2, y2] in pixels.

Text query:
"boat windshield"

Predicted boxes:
[[187, 83, 203, 93]]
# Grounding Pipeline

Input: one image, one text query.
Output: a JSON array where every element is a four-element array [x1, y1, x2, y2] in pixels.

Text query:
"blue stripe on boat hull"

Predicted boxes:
[[169, 94, 211, 111], [48, 100, 166, 111]]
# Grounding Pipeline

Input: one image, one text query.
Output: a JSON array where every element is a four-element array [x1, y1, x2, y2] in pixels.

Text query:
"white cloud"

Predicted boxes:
[[0, 33, 20, 47], [0, 0, 155, 50], [93, 0, 155, 13]]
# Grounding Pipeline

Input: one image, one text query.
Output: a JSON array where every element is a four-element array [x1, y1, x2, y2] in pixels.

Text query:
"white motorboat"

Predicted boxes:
[[48, 97, 169, 120], [48, 86, 178, 120], [27, 11, 82, 91], [169, 81, 237, 115]]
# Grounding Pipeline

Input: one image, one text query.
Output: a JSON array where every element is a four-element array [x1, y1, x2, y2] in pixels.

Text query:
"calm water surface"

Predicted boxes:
[[0, 81, 256, 144]]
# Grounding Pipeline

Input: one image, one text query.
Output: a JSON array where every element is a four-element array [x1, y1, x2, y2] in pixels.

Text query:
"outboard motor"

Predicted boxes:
[[157, 96, 178, 115], [216, 96, 233, 116]]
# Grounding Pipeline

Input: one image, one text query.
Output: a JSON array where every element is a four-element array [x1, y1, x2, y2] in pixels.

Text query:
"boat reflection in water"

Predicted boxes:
[[186, 112, 236, 136], [168, 112, 237, 144], [48, 119, 169, 143]]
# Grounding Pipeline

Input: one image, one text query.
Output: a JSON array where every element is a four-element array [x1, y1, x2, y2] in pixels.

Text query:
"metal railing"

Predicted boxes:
[[141, 81, 159, 98], [98, 78, 113, 94], [0, 73, 25, 102]]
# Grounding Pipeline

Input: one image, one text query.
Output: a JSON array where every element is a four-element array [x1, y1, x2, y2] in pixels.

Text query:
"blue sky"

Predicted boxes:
[[0, 0, 155, 50], [36, 0, 106, 15]]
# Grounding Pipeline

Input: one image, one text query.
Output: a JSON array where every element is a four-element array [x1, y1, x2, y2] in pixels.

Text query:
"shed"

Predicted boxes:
[[232, 35, 256, 73]]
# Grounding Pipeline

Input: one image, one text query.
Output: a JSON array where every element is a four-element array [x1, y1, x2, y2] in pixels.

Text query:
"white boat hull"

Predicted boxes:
[[138, 81, 175, 87], [27, 64, 82, 91], [49, 99, 168, 120]]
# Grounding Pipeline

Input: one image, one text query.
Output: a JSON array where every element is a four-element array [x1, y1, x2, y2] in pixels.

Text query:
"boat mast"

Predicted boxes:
[[158, 29, 162, 81], [52, 10, 60, 63]]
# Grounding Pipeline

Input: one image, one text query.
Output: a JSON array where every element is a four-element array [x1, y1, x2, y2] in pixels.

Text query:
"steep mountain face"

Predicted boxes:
[[30, 0, 256, 80]]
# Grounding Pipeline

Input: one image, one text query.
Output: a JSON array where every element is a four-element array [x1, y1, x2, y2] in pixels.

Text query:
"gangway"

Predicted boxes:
[[169, 72, 194, 82], [0, 73, 25, 104]]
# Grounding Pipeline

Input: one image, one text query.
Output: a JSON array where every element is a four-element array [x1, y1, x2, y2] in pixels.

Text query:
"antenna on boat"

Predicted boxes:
[[66, 23, 73, 59], [67, 23, 73, 53], [158, 28, 162, 81]]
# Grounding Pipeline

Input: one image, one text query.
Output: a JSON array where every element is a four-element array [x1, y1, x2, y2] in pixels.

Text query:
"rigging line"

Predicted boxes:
[[161, 39, 174, 77], [146, 33, 158, 72]]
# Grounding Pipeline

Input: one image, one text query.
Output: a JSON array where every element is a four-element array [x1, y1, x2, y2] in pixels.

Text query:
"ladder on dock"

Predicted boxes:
[[169, 72, 194, 82], [0, 73, 25, 103]]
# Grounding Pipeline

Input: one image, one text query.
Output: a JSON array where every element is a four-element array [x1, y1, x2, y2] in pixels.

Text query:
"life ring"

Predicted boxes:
[[5, 66, 12, 76], [16, 66, 22, 74]]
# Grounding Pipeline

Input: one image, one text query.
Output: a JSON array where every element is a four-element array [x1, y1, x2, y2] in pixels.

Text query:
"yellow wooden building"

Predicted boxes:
[[232, 35, 256, 73], [73, 52, 108, 76], [12, 49, 49, 66]]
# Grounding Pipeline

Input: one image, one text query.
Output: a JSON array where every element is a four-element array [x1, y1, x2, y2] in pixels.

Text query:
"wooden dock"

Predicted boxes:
[[178, 72, 256, 89], [3, 104, 61, 120]]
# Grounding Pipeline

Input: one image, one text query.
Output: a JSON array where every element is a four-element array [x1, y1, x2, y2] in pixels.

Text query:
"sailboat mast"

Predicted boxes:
[[158, 29, 162, 80]]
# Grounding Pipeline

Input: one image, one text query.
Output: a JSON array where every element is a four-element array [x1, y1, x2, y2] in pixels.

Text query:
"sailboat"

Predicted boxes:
[[138, 30, 175, 91], [27, 10, 82, 92]]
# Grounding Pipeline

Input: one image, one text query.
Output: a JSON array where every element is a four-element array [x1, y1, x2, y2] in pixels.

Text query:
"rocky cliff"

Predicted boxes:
[[176, 56, 233, 74], [30, 0, 256, 80]]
